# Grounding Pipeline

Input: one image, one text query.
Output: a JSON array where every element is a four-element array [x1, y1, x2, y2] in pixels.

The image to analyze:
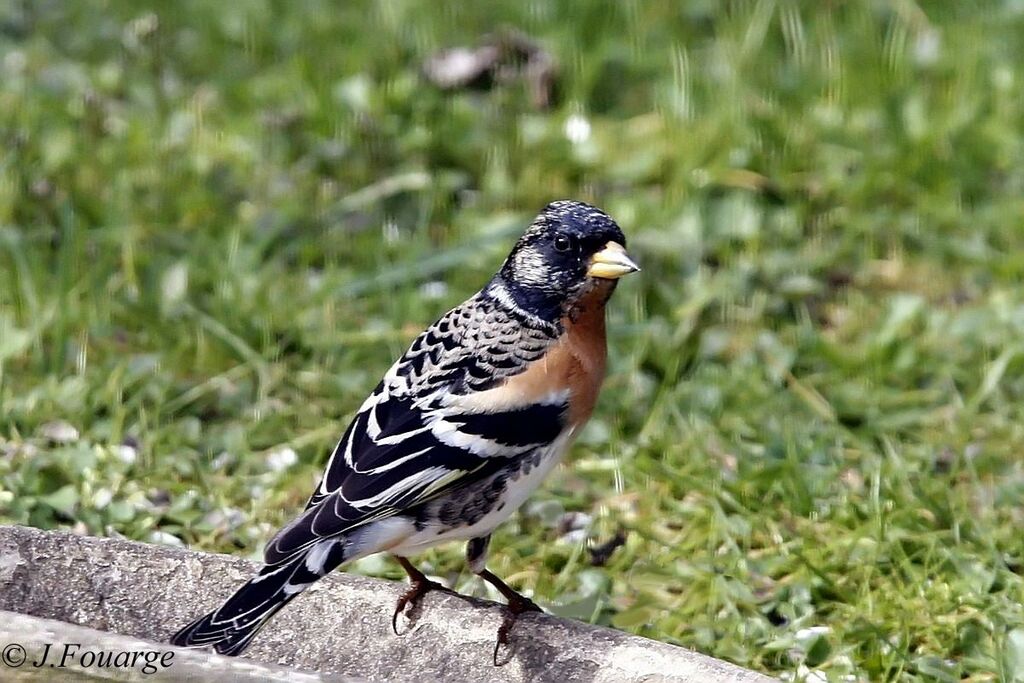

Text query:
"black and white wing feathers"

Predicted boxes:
[[264, 290, 566, 566]]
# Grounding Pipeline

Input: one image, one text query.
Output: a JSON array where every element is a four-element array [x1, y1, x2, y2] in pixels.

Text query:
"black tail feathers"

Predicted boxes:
[[170, 539, 346, 656], [170, 595, 291, 656]]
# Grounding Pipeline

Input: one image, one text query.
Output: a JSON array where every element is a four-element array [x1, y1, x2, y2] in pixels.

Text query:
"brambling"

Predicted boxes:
[[171, 200, 639, 660]]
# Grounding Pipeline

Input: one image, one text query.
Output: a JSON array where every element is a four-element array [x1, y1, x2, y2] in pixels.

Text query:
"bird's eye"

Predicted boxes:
[[553, 235, 572, 252]]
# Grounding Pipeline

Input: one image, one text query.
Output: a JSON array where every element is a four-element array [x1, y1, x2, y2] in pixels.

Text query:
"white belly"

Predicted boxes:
[[388, 427, 576, 556]]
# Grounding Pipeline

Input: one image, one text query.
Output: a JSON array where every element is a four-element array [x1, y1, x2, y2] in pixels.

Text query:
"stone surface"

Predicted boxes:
[[0, 525, 774, 682]]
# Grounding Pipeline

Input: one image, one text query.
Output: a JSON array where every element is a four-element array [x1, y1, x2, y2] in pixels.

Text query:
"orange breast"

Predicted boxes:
[[495, 281, 611, 426], [445, 281, 613, 428], [561, 281, 612, 424]]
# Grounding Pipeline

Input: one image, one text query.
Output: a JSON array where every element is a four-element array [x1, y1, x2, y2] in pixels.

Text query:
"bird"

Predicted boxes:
[[170, 199, 639, 660]]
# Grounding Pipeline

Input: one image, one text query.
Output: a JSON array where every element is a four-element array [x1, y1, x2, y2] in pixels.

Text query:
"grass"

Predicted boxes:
[[3, 1, 1024, 680]]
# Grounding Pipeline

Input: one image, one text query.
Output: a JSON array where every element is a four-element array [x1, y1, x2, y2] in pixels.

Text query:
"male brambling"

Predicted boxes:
[[170, 200, 639, 660]]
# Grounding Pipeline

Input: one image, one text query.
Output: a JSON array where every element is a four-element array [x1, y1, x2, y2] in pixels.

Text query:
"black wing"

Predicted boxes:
[[263, 291, 566, 566]]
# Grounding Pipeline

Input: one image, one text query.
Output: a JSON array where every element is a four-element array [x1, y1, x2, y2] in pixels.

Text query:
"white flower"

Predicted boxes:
[[114, 444, 137, 465], [266, 447, 298, 473], [564, 114, 591, 144]]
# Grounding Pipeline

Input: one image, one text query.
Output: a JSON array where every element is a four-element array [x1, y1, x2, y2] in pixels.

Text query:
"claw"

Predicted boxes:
[[492, 594, 543, 665], [392, 576, 448, 635]]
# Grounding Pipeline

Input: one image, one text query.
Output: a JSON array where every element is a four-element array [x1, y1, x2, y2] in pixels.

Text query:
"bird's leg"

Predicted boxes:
[[392, 555, 450, 634], [468, 535, 543, 663]]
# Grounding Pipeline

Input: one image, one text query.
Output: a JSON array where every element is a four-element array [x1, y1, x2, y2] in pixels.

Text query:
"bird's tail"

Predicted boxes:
[[170, 539, 347, 656]]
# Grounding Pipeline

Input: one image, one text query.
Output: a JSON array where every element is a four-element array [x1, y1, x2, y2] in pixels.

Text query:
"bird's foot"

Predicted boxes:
[[392, 576, 451, 635], [493, 593, 544, 665]]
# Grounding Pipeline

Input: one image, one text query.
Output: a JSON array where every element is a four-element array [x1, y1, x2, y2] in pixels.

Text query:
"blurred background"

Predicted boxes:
[[3, 1, 1024, 680]]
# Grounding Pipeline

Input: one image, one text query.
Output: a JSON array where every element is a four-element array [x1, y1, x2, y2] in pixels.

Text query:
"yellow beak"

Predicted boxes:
[[587, 241, 640, 280]]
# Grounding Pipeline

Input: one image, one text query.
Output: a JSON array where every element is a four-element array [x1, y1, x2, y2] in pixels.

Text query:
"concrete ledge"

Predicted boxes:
[[0, 525, 773, 682]]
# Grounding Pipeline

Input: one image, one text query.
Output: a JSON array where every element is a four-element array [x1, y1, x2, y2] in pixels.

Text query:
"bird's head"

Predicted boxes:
[[491, 200, 639, 321]]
